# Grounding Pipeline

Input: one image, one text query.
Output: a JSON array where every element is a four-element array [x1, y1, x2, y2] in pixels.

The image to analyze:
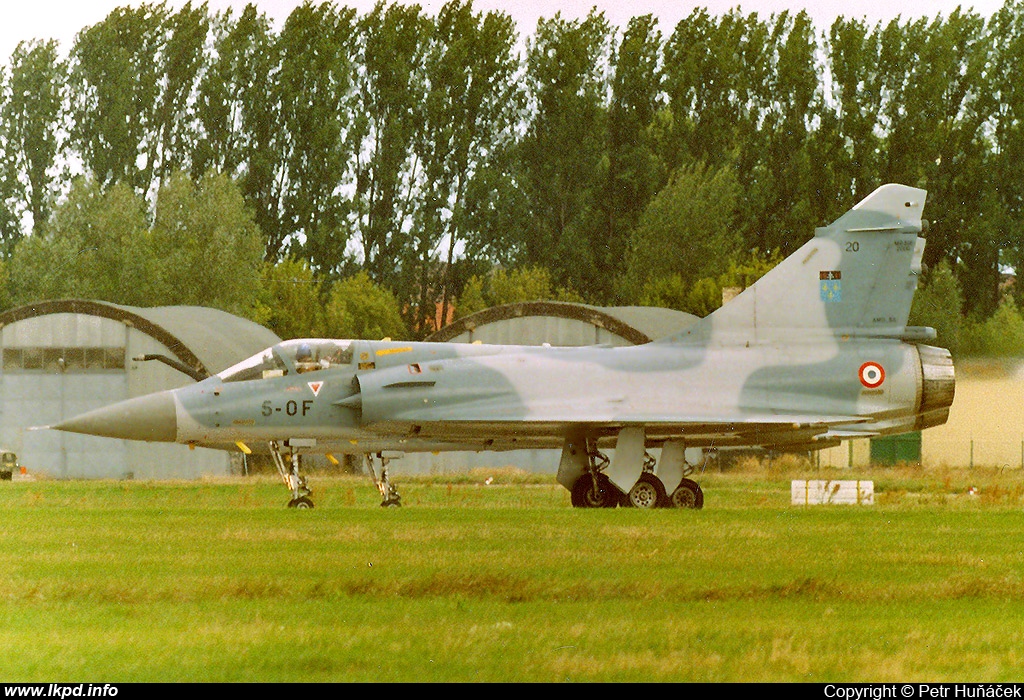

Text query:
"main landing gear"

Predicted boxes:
[[670, 477, 704, 509], [570, 448, 618, 508], [566, 437, 705, 510], [626, 469, 667, 509]]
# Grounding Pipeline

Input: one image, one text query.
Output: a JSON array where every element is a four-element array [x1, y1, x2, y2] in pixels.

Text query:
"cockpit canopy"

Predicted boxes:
[[218, 339, 354, 382]]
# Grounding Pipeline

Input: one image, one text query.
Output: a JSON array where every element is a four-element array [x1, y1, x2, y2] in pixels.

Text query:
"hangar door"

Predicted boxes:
[[0, 315, 130, 478]]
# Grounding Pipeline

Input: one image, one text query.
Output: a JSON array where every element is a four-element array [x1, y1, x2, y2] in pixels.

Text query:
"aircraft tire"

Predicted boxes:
[[670, 479, 704, 510], [627, 473, 666, 509], [571, 473, 618, 508], [288, 496, 315, 509]]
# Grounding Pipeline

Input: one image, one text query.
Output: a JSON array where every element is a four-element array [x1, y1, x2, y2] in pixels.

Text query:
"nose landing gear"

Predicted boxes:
[[365, 452, 402, 507], [270, 439, 315, 508]]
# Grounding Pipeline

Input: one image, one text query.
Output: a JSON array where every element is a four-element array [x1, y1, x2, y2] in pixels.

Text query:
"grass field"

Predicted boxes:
[[1, 463, 1023, 682]]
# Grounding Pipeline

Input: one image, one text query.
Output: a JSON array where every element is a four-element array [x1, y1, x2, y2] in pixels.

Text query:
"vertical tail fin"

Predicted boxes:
[[663, 184, 928, 345]]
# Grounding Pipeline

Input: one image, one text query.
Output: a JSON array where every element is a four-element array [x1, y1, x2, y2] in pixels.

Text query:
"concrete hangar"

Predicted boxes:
[[428, 300, 698, 347], [0, 300, 279, 479]]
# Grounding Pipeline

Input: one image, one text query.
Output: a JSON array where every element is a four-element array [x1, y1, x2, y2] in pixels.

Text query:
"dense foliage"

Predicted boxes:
[[2, 1, 1024, 351]]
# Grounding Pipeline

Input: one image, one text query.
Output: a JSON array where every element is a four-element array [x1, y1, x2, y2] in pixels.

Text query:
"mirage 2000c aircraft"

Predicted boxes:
[[52, 184, 955, 510]]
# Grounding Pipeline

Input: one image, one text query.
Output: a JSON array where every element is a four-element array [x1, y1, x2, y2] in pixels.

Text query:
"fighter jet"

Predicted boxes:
[[51, 184, 955, 509]]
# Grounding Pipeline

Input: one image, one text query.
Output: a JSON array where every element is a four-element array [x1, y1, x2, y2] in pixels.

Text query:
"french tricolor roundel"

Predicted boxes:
[[859, 362, 885, 389]]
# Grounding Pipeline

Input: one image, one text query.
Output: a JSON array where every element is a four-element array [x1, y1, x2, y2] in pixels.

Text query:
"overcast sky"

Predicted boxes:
[[0, 0, 1009, 63]]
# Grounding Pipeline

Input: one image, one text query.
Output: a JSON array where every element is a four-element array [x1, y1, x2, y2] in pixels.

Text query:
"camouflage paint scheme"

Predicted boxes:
[[52, 184, 956, 509]]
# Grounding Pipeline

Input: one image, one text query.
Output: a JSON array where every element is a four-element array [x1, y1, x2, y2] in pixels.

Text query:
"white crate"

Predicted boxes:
[[791, 480, 874, 505]]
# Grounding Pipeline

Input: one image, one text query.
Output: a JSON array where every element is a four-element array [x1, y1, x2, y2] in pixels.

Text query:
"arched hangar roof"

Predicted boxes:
[[426, 300, 698, 346], [0, 299, 280, 377]]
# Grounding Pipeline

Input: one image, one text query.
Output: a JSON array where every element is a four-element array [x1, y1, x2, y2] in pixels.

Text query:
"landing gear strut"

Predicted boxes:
[[365, 452, 402, 507], [269, 439, 313, 508]]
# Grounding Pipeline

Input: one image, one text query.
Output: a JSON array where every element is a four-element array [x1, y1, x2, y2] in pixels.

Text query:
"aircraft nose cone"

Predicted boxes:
[[52, 391, 178, 442]]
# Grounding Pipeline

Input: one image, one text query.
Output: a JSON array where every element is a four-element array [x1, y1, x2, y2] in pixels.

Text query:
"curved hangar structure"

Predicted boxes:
[[427, 301, 699, 348], [0, 300, 280, 479]]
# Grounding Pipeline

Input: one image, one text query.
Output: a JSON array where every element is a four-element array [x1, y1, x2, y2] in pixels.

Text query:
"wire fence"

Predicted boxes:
[[923, 436, 1024, 470]]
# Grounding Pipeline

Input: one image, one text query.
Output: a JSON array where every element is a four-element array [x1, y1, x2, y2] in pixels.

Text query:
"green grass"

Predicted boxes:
[[1, 466, 1023, 681]]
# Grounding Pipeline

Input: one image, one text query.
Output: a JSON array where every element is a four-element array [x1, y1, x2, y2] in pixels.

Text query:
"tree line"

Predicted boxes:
[[2, 0, 1024, 354]]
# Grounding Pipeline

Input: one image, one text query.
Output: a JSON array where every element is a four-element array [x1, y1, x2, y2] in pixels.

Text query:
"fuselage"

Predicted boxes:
[[150, 334, 952, 455]]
